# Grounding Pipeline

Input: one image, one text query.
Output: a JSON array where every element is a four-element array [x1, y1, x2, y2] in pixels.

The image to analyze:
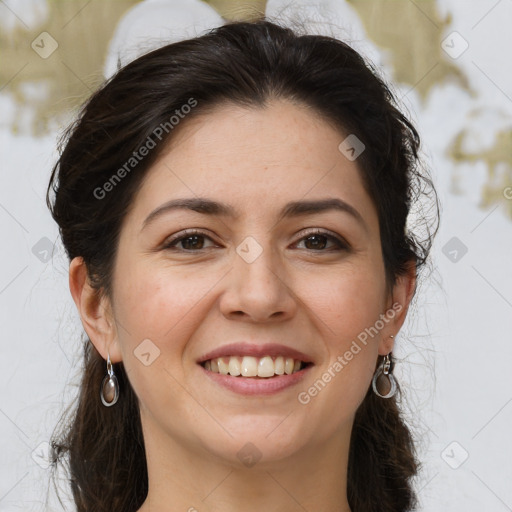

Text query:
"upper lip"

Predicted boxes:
[[196, 342, 314, 364]]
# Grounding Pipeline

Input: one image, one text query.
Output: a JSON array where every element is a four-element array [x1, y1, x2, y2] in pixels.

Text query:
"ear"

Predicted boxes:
[[69, 256, 122, 363], [378, 260, 417, 356]]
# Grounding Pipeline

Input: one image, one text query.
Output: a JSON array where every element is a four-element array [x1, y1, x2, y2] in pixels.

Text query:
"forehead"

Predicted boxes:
[[128, 99, 379, 229], [164, 99, 348, 174]]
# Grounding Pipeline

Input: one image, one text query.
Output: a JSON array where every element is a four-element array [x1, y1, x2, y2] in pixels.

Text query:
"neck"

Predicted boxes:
[[136, 412, 353, 512]]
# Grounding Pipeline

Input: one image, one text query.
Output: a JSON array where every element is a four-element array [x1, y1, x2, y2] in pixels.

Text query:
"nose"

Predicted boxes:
[[219, 236, 298, 323]]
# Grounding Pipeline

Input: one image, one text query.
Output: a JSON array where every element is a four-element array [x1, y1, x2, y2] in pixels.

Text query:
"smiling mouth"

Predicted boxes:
[[200, 355, 313, 378]]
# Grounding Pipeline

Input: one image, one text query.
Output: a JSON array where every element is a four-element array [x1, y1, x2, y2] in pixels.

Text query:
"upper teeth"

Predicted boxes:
[[203, 355, 304, 377]]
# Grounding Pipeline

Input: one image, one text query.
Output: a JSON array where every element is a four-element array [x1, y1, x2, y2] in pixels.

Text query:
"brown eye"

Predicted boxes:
[[295, 230, 349, 252], [303, 234, 329, 250], [176, 234, 206, 250], [163, 230, 217, 251]]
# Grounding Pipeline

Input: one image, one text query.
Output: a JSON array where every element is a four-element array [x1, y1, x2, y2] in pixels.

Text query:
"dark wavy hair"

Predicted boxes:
[[46, 18, 439, 512]]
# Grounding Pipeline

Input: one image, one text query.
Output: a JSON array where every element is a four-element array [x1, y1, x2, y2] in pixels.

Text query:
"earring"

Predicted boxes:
[[100, 353, 120, 407], [372, 352, 397, 399]]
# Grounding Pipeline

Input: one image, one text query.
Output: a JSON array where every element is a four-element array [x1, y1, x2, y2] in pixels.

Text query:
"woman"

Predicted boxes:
[[47, 19, 438, 512]]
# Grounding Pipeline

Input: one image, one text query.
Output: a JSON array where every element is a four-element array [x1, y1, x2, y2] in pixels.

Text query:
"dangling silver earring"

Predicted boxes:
[[100, 353, 119, 407], [372, 352, 397, 399]]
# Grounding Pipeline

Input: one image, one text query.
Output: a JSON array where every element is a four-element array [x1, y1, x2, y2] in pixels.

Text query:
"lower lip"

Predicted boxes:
[[198, 364, 313, 395]]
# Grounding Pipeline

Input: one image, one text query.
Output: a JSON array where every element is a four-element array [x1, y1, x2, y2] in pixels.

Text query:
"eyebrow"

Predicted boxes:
[[141, 197, 367, 232]]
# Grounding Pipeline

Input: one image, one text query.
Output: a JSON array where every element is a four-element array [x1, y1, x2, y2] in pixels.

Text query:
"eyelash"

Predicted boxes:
[[162, 228, 349, 253]]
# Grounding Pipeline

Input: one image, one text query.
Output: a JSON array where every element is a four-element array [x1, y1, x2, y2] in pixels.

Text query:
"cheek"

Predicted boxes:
[[113, 261, 216, 346], [299, 262, 386, 402], [306, 262, 387, 341], [111, 260, 217, 411]]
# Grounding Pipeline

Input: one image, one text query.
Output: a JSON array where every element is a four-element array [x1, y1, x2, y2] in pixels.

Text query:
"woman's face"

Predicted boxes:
[[78, 99, 412, 469]]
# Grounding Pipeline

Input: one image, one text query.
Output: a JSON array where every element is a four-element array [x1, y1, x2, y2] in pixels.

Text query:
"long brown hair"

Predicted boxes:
[[46, 18, 438, 512]]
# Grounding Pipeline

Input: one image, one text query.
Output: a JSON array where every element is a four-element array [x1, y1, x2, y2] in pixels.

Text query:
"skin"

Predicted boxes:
[[69, 99, 416, 512]]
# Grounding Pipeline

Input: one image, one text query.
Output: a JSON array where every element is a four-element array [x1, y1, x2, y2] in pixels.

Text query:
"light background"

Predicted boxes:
[[1, 0, 511, 510]]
